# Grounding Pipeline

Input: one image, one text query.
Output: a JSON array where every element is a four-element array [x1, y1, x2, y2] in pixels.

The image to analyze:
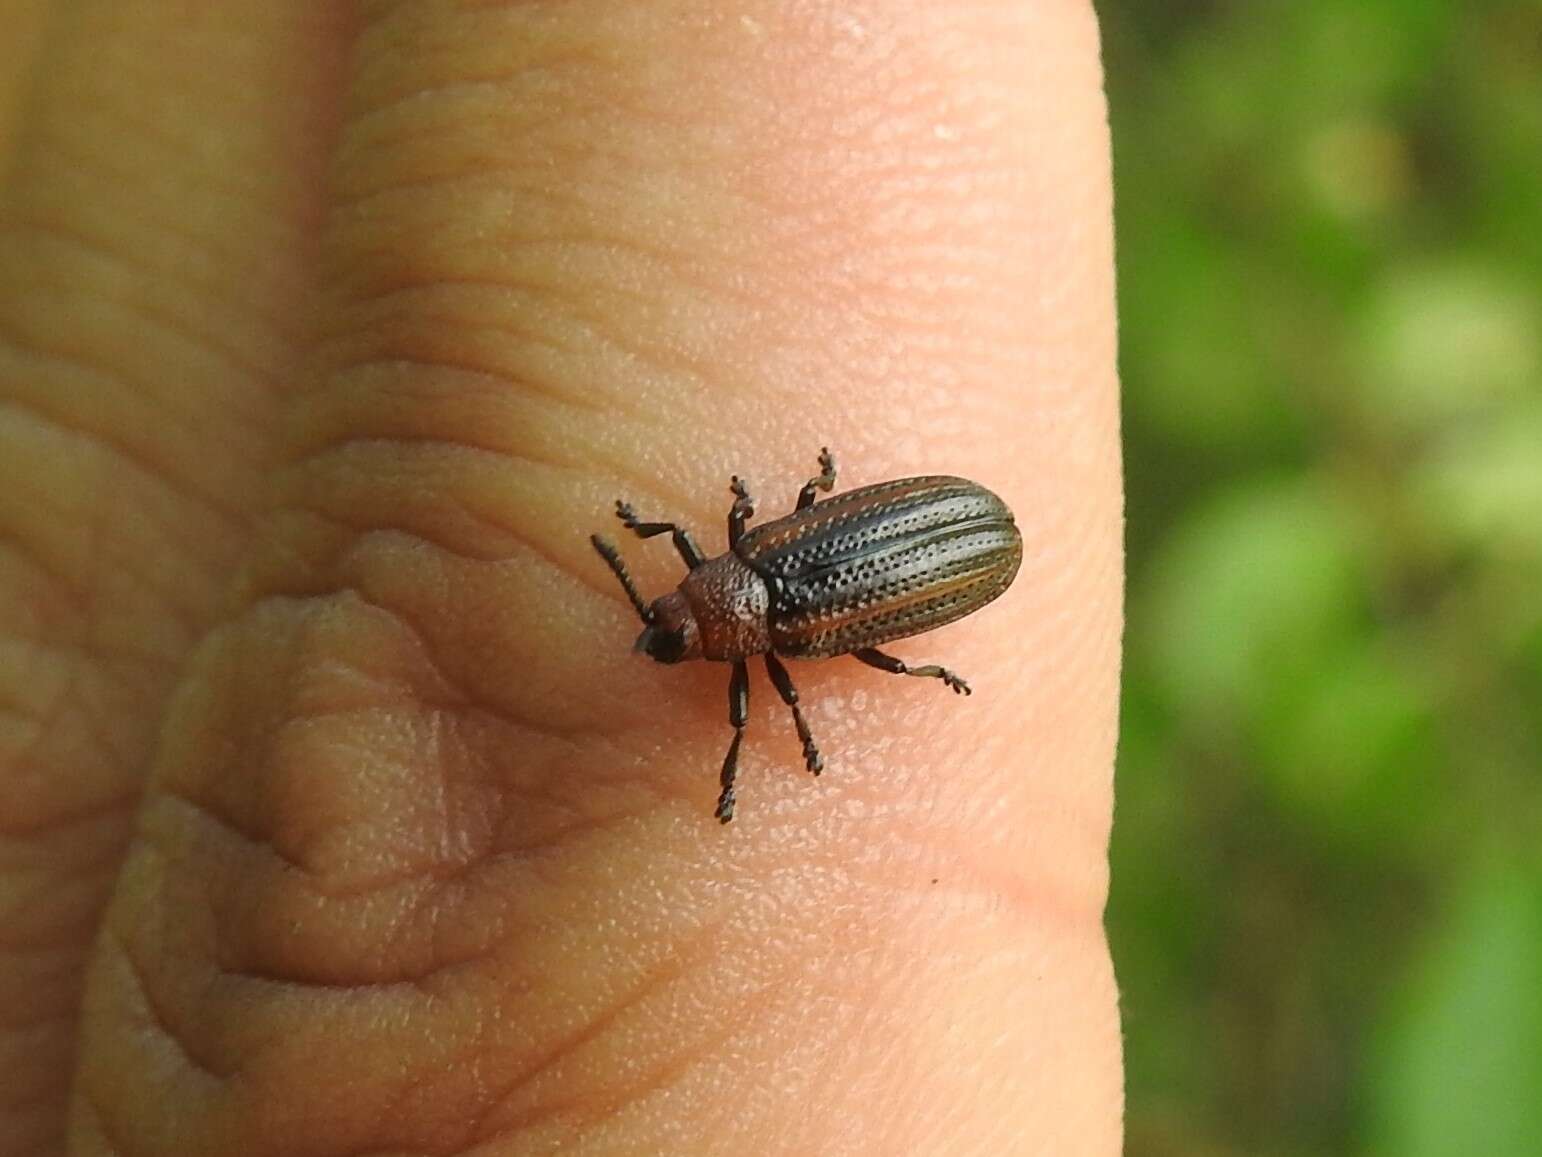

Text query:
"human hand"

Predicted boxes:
[[0, 3, 1122, 1153]]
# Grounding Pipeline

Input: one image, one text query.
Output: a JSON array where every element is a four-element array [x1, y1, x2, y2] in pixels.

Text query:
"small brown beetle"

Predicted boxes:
[[591, 448, 1021, 822]]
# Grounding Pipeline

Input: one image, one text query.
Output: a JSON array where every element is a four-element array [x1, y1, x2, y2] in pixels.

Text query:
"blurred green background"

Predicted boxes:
[[1100, 2, 1542, 1155]]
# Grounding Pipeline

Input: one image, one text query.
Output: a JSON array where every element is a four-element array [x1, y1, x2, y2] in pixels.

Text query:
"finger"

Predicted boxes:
[[0, 3, 345, 1150], [73, 2, 1121, 1154]]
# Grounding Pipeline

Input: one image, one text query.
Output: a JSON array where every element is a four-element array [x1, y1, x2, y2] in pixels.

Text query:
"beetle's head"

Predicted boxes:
[[635, 591, 701, 664]]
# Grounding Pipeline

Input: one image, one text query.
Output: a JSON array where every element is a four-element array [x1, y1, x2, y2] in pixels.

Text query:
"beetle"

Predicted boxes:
[[590, 448, 1022, 822]]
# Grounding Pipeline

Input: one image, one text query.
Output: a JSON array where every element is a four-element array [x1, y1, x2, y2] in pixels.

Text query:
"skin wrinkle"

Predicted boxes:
[[272, 444, 729, 621], [0, 542, 93, 648], [104, 928, 233, 1084], [0, 464, 233, 656], [60, 657, 181, 783], [1, 629, 188, 688], [329, 96, 707, 203], [0, 447, 108, 630], [12, 146, 297, 324], [343, 43, 699, 135], [315, 344, 616, 422], [284, 369, 624, 470], [0, 368, 253, 538], [463, 928, 723, 1145], [150, 785, 313, 880], [98, 521, 238, 663], [0, 288, 271, 472], [315, 232, 774, 370], [235, 559, 635, 739], [109, 851, 458, 1108], [0, 789, 139, 858], [320, 215, 768, 314], [0, 867, 108, 950], [280, 423, 599, 505], [309, 284, 713, 422], [0, 962, 81, 1038], [0, 682, 134, 831], [469, 930, 826, 1149], [70, 1092, 125, 1157], [145, 791, 502, 991], [248, 494, 676, 703], [42, 95, 284, 215], [277, 457, 550, 568], [5, 248, 280, 398], [9, 203, 303, 384], [15, 122, 255, 250], [831, 814, 1108, 936], [209, 949, 489, 1001], [323, 578, 645, 753], [479, 930, 919, 1153]]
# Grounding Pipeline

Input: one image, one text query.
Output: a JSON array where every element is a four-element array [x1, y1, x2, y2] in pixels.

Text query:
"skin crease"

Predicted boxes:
[[0, 2, 1122, 1155]]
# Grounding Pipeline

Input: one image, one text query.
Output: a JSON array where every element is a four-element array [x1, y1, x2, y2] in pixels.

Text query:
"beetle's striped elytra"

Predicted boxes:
[[591, 448, 1021, 822]]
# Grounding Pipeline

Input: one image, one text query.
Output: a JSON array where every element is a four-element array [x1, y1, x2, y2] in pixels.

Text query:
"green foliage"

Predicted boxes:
[[1369, 859, 1542, 1157], [1143, 476, 1369, 724], [1103, 0, 1542, 1153]]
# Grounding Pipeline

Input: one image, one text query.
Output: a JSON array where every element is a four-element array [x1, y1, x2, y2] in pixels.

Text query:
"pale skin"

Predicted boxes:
[[0, 2, 1123, 1154]]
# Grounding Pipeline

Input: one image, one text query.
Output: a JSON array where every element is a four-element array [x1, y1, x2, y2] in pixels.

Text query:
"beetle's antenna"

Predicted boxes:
[[591, 535, 653, 623]]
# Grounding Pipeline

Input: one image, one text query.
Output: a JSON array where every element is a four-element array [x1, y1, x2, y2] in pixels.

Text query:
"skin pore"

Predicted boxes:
[[0, 2, 1122, 1154]]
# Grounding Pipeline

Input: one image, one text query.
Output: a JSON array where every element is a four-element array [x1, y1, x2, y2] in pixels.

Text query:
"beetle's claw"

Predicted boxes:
[[714, 793, 736, 823], [615, 500, 638, 528], [729, 477, 755, 520]]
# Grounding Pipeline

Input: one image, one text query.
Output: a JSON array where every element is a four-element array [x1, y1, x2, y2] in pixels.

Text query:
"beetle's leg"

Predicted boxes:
[[728, 476, 755, 549], [614, 500, 705, 569], [715, 660, 751, 823], [590, 535, 653, 624], [795, 446, 837, 511], [765, 653, 823, 775], [853, 647, 972, 696]]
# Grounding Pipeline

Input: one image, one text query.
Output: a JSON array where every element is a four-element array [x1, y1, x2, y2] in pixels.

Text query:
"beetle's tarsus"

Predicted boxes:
[[912, 664, 971, 695], [765, 653, 823, 776], [715, 743, 739, 823], [614, 499, 706, 569], [728, 476, 756, 548], [796, 447, 838, 511], [853, 648, 971, 697], [796, 719, 822, 774], [933, 669, 972, 695]]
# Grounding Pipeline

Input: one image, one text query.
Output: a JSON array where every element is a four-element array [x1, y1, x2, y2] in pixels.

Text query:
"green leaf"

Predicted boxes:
[[1410, 401, 1542, 562], [1258, 639, 1440, 852], [1369, 859, 1542, 1157], [1355, 264, 1540, 435], [1141, 476, 1369, 728]]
